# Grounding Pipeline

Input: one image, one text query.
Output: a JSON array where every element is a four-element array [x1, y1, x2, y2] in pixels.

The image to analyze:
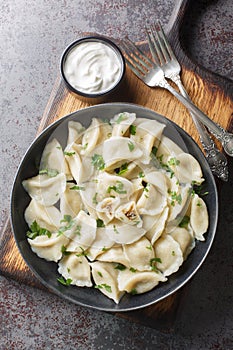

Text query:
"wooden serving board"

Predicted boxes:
[[0, 0, 232, 331]]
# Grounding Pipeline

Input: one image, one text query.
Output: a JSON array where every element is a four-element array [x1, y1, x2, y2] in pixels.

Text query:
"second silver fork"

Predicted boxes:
[[145, 22, 228, 181]]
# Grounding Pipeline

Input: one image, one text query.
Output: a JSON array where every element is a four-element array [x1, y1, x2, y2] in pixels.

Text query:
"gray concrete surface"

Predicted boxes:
[[0, 0, 232, 349]]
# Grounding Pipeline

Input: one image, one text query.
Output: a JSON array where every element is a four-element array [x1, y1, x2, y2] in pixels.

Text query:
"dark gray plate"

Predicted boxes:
[[10, 103, 218, 312]]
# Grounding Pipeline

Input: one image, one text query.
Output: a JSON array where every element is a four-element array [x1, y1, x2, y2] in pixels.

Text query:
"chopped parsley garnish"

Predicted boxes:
[[91, 154, 105, 170], [156, 155, 175, 178], [64, 151, 75, 156], [138, 171, 145, 178], [178, 215, 190, 228], [39, 168, 59, 177], [172, 250, 176, 256], [191, 181, 209, 197], [61, 245, 70, 256], [144, 184, 150, 198], [57, 276, 72, 286], [130, 288, 138, 295], [114, 263, 126, 271], [92, 192, 98, 205], [58, 215, 74, 235], [129, 124, 137, 135], [26, 220, 52, 240], [95, 284, 112, 293], [70, 185, 85, 191], [168, 190, 182, 206], [151, 146, 158, 156], [97, 271, 103, 277], [60, 214, 72, 224], [113, 224, 119, 234], [128, 141, 135, 152], [115, 113, 127, 124], [130, 267, 137, 273], [115, 162, 129, 175], [107, 181, 127, 195], [146, 245, 152, 250], [150, 257, 162, 272], [58, 215, 74, 236], [74, 225, 81, 236], [76, 247, 88, 257], [168, 157, 180, 166], [96, 219, 105, 228]]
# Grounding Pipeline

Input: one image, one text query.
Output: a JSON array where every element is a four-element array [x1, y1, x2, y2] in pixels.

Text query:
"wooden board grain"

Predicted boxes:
[[0, 0, 232, 331]]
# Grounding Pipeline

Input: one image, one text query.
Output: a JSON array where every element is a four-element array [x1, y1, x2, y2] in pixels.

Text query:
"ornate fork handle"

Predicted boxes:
[[173, 75, 228, 181], [156, 76, 233, 158]]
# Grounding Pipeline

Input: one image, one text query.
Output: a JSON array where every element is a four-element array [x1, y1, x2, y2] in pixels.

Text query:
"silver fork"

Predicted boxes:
[[145, 22, 228, 181], [120, 38, 233, 161]]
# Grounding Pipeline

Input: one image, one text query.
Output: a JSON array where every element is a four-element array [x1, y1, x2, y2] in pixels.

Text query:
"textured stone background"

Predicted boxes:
[[0, 0, 232, 349]]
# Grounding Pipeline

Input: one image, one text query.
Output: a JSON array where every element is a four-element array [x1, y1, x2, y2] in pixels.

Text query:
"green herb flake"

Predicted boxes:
[[146, 245, 152, 251], [97, 271, 103, 277], [57, 276, 72, 286], [115, 162, 128, 176], [151, 146, 158, 156], [60, 214, 72, 224], [130, 288, 138, 295], [168, 190, 182, 206], [115, 113, 127, 124], [191, 181, 209, 197], [129, 124, 137, 135], [95, 284, 112, 293], [107, 181, 127, 195], [150, 257, 162, 272], [58, 215, 74, 236], [70, 185, 85, 191], [168, 157, 180, 166], [26, 220, 52, 240], [130, 267, 137, 273], [39, 168, 59, 177], [114, 263, 126, 271], [61, 245, 70, 256], [178, 215, 190, 228], [91, 154, 105, 170], [76, 247, 88, 257], [172, 250, 175, 256], [96, 219, 105, 228], [92, 192, 98, 205], [128, 141, 135, 152], [74, 225, 81, 236], [138, 171, 145, 178], [157, 156, 175, 178], [64, 151, 76, 156], [113, 225, 119, 234]]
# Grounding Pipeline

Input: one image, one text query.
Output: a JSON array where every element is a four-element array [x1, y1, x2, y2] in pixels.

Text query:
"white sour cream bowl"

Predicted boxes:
[[61, 37, 125, 100]]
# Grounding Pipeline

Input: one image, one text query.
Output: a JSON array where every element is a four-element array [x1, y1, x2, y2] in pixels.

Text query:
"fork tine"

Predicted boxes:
[[156, 21, 177, 61], [146, 25, 165, 65], [145, 27, 159, 65], [151, 23, 171, 63], [123, 56, 145, 79], [121, 41, 147, 77], [121, 38, 153, 71]]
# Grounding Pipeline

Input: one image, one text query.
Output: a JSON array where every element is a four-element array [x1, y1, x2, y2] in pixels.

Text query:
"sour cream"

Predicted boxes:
[[63, 41, 123, 95]]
